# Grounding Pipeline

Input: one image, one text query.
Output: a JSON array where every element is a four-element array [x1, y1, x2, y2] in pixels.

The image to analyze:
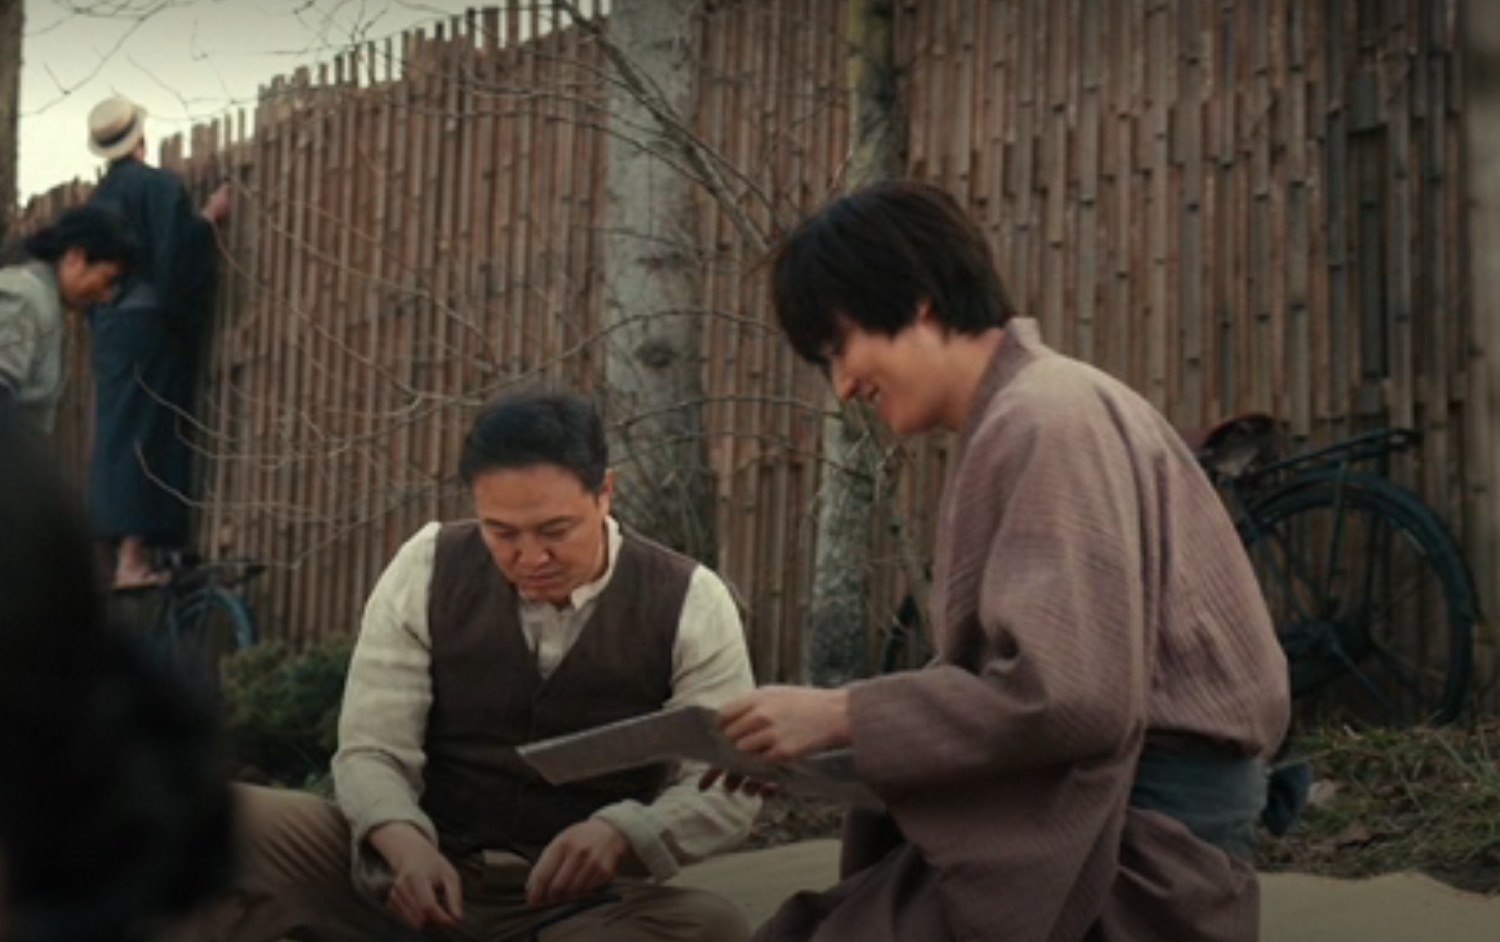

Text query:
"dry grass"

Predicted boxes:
[[743, 796, 844, 850], [1257, 722, 1500, 893]]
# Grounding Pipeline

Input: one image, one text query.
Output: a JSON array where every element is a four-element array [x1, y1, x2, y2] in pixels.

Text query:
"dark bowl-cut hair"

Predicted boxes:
[[458, 389, 609, 493], [19, 204, 140, 271], [771, 180, 1015, 367]]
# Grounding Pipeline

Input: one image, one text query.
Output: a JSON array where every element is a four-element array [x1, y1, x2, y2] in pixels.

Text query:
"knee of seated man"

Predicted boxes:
[[670, 887, 752, 942], [229, 784, 351, 881], [542, 886, 750, 942]]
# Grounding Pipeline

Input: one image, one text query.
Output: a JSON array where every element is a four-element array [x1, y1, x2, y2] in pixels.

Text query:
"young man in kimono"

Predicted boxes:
[[713, 181, 1290, 941]]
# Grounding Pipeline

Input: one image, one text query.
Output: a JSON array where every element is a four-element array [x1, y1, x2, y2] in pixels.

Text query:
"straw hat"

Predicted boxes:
[[87, 96, 147, 160]]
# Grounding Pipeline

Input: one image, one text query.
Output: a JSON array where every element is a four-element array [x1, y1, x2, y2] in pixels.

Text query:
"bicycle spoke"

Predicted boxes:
[[1323, 638, 1401, 721], [1362, 566, 1444, 630], [1248, 525, 1324, 625], [1242, 472, 1475, 727], [1317, 472, 1354, 616], [1365, 639, 1434, 718]]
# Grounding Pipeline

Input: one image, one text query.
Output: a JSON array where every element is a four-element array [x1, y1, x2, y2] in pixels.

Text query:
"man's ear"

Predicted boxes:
[[55, 247, 84, 292], [914, 299, 936, 325], [597, 469, 615, 506]]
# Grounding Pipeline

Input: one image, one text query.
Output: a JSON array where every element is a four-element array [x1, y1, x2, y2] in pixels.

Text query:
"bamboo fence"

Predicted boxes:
[[18, 0, 1491, 700]]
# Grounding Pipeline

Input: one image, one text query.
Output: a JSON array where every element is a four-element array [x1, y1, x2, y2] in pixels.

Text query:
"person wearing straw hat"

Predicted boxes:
[[82, 95, 231, 590]]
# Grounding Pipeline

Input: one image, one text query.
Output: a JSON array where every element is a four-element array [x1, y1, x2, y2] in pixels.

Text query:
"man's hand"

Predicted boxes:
[[201, 183, 232, 225], [525, 819, 630, 908], [367, 821, 463, 929], [719, 686, 852, 763]]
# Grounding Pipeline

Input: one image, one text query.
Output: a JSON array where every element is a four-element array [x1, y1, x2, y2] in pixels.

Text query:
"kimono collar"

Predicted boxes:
[[956, 316, 1049, 446]]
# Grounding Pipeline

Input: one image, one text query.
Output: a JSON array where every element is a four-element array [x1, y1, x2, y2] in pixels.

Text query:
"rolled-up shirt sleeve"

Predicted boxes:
[[332, 522, 442, 877], [591, 567, 761, 879]]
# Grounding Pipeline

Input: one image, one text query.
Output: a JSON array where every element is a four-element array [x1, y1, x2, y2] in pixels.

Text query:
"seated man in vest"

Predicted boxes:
[[173, 389, 760, 941]]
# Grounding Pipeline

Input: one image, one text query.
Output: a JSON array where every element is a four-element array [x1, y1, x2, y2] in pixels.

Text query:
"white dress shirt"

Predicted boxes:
[[333, 516, 760, 885]]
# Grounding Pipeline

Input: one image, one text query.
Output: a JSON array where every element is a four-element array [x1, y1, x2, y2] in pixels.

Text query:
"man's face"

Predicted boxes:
[[471, 464, 612, 606], [822, 306, 956, 435], [56, 249, 122, 309]]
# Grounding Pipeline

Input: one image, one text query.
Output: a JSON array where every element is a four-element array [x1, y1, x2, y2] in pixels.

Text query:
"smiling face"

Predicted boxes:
[[471, 463, 612, 606], [55, 248, 123, 309], [823, 306, 962, 435]]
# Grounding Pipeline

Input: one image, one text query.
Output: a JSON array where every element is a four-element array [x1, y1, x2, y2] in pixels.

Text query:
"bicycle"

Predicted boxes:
[[1190, 413, 1479, 726], [118, 556, 264, 694], [876, 413, 1478, 728]]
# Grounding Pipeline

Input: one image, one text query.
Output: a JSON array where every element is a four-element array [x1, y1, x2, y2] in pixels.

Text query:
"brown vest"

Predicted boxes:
[[421, 521, 695, 858]]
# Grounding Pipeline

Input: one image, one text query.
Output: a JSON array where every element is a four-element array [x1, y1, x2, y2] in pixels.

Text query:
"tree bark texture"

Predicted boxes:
[[0, 0, 23, 239], [1460, 0, 1500, 663], [806, 0, 905, 687], [601, 0, 718, 565]]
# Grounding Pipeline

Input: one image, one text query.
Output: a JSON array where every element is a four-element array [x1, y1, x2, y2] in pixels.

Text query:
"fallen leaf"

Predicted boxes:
[[1334, 823, 1374, 848]]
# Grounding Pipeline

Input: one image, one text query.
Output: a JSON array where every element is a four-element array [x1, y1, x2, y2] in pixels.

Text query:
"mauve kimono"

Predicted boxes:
[[756, 319, 1289, 942]]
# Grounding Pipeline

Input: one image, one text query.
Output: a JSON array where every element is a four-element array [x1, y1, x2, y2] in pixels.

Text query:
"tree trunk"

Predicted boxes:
[[1461, 0, 1500, 650], [0, 0, 23, 239], [600, 0, 717, 565], [805, 0, 905, 686]]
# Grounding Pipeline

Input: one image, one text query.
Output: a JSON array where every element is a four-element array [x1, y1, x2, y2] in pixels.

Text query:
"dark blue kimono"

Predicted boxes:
[[86, 159, 216, 546]]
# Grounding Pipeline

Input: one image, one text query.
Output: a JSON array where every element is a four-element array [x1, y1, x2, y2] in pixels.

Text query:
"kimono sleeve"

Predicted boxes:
[[145, 174, 217, 332], [848, 387, 1155, 793]]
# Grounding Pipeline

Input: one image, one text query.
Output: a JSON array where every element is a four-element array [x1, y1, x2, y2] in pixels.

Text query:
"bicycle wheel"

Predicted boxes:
[[168, 587, 259, 695], [1239, 471, 1476, 725]]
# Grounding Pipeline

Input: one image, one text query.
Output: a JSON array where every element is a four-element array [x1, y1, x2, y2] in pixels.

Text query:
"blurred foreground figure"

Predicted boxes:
[[0, 414, 235, 942]]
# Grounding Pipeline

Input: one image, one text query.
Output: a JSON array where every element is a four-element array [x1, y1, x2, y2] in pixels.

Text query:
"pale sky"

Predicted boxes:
[[18, 0, 475, 201]]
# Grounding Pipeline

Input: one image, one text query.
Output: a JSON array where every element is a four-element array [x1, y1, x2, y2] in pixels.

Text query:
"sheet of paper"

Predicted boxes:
[[517, 704, 883, 809]]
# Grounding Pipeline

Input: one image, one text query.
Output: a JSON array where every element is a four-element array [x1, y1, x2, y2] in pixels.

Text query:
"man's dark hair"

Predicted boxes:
[[459, 389, 608, 493], [19, 204, 139, 270], [771, 180, 1015, 366]]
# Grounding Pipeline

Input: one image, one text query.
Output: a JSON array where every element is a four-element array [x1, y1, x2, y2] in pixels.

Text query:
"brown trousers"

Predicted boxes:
[[163, 785, 749, 942]]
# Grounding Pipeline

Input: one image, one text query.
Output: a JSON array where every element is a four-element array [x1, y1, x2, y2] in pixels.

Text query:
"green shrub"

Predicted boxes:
[[220, 639, 352, 791]]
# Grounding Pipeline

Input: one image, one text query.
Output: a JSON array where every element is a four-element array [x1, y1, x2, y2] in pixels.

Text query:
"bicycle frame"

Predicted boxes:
[[1201, 418, 1477, 725], [152, 560, 264, 690], [1232, 427, 1420, 494]]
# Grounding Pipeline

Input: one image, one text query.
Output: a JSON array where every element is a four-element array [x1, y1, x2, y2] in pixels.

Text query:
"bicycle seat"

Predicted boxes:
[[1182, 412, 1279, 480]]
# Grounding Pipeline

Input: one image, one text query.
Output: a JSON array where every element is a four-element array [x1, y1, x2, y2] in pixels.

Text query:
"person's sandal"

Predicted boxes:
[[111, 569, 170, 592]]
